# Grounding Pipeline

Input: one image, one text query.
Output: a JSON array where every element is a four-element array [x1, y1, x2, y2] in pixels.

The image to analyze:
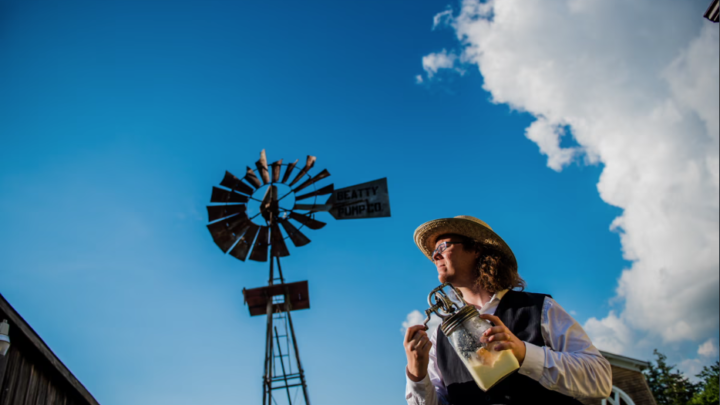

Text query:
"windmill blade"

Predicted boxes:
[[207, 221, 238, 253], [207, 204, 246, 222], [290, 212, 326, 230], [255, 150, 270, 185], [207, 211, 252, 253], [249, 226, 270, 262], [244, 166, 262, 189], [211, 187, 249, 203], [229, 222, 260, 261], [270, 223, 290, 257], [295, 183, 334, 201], [279, 218, 311, 247], [281, 159, 299, 184], [293, 169, 331, 193], [293, 203, 332, 212], [288, 155, 317, 187], [219, 171, 254, 196], [271, 160, 283, 183], [227, 215, 251, 233]]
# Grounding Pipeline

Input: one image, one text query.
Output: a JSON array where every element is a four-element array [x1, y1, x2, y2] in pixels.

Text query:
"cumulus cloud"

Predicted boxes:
[[676, 338, 719, 380], [423, 0, 719, 357], [679, 358, 706, 380], [421, 49, 461, 79], [433, 9, 454, 30], [401, 310, 442, 336], [583, 312, 634, 355], [698, 338, 719, 358], [524, 118, 580, 171]]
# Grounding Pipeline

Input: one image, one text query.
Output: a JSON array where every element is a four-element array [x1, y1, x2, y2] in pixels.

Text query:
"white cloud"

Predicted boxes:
[[583, 312, 634, 355], [424, 0, 719, 355], [679, 358, 705, 380], [421, 49, 459, 79], [401, 310, 442, 337], [415, 74, 424, 84], [698, 338, 719, 358], [433, 9, 454, 30], [675, 339, 719, 381], [524, 118, 579, 171]]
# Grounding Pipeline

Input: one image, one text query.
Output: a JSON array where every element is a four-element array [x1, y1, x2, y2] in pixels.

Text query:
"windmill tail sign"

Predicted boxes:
[[294, 178, 391, 220]]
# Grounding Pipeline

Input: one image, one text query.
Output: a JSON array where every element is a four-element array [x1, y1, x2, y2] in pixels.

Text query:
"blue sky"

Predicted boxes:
[[1, 1, 717, 404]]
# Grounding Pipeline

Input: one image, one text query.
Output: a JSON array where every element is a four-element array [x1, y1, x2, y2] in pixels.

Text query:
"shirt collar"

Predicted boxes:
[[494, 289, 509, 302], [475, 288, 509, 311]]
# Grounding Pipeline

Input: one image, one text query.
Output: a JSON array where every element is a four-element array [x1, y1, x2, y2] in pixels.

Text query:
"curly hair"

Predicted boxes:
[[437, 233, 525, 294]]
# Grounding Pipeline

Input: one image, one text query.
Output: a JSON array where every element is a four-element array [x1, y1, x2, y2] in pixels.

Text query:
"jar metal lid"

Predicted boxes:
[[440, 305, 479, 336]]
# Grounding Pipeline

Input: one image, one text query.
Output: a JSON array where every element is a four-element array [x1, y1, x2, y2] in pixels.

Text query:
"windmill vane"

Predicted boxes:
[[205, 150, 391, 405]]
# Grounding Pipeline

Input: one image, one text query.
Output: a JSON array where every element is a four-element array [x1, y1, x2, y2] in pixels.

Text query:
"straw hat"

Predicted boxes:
[[413, 215, 517, 269]]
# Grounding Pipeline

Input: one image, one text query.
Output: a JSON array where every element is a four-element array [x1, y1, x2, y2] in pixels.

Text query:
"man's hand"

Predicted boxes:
[[479, 314, 526, 365], [404, 325, 432, 382]]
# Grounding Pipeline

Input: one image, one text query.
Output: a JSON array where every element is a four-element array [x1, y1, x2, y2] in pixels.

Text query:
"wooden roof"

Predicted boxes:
[[0, 293, 100, 405], [581, 351, 657, 405]]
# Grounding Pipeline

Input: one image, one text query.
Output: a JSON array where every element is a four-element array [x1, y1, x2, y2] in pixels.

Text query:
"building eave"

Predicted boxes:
[[601, 350, 650, 372], [0, 292, 100, 405]]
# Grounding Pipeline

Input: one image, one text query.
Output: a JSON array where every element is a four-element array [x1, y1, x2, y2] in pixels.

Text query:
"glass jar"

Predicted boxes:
[[423, 283, 519, 391]]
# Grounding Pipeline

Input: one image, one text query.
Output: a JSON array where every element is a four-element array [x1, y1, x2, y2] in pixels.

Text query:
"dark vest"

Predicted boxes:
[[436, 290, 583, 405]]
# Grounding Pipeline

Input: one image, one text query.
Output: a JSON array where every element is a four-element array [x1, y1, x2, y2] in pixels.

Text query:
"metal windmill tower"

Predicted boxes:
[[206, 150, 390, 405]]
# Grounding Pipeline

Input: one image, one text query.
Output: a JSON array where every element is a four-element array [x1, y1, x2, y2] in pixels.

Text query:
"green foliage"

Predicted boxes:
[[642, 349, 698, 405], [688, 361, 719, 405]]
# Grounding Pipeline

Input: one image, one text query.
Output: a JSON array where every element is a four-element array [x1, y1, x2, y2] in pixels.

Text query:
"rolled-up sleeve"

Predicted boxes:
[[405, 327, 449, 405], [518, 297, 612, 399]]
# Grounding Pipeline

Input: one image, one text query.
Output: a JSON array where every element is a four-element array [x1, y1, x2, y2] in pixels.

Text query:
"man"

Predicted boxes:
[[404, 215, 612, 405]]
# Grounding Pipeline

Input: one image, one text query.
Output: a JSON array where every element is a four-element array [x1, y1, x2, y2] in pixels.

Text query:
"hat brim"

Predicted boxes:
[[413, 217, 517, 269]]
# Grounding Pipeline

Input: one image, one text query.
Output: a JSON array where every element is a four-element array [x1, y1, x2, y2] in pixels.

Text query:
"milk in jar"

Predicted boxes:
[[422, 283, 520, 391], [444, 313, 520, 391]]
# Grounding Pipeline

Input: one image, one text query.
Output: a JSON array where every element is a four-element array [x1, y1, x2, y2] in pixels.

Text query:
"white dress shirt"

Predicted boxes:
[[405, 289, 612, 405]]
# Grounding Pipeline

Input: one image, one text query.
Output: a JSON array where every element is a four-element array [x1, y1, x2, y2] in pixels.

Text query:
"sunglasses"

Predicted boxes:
[[432, 241, 463, 260]]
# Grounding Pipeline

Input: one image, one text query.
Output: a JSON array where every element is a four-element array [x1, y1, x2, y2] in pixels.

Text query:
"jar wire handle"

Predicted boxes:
[[422, 283, 467, 330]]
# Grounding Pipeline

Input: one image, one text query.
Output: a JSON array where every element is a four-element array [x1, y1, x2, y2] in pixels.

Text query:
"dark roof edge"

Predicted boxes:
[[601, 350, 650, 372], [0, 292, 100, 405]]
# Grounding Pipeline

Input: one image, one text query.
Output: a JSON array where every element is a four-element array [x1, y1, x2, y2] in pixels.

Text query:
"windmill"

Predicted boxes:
[[206, 150, 390, 405]]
